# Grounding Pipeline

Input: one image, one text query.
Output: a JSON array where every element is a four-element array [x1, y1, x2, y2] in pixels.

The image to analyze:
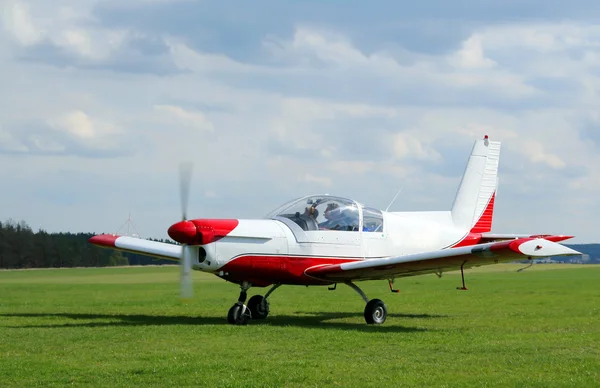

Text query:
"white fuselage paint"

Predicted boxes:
[[193, 210, 468, 273]]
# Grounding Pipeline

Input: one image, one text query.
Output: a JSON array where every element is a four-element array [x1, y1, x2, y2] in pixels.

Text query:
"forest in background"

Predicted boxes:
[[1, 219, 598, 269], [0, 219, 174, 269]]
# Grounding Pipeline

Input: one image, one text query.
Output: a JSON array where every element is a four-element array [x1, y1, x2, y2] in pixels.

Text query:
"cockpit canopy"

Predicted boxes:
[[266, 195, 383, 233]]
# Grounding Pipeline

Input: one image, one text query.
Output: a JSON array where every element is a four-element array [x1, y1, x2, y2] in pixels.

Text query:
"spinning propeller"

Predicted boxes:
[[179, 162, 194, 301]]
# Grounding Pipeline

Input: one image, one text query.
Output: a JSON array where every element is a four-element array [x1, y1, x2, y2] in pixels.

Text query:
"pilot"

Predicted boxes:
[[304, 205, 319, 220], [319, 203, 343, 229]]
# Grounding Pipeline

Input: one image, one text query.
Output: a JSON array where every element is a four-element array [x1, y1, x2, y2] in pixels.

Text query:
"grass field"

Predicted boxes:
[[1, 264, 599, 387]]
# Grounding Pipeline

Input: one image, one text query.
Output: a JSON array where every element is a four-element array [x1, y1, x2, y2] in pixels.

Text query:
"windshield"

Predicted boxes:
[[267, 195, 363, 232]]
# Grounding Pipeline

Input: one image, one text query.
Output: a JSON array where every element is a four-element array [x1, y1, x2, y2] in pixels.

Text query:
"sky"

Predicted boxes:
[[1, 0, 599, 243]]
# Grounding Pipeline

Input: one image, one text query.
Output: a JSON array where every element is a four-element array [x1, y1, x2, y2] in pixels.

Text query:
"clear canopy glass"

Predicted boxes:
[[266, 194, 383, 232]]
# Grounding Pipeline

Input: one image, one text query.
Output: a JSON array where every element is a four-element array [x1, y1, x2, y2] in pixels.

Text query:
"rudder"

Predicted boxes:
[[451, 136, 501, 233]]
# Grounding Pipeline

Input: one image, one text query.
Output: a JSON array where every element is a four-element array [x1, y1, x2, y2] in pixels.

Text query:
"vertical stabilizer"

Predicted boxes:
[[451, 136, 501, 232]]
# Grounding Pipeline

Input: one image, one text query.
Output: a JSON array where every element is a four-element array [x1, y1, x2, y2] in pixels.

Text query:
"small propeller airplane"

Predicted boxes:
[[89, 135, 581, 325]]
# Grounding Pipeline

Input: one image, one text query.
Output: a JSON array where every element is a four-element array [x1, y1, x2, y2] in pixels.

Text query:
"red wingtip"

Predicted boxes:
[[89, 234, 119, 247]]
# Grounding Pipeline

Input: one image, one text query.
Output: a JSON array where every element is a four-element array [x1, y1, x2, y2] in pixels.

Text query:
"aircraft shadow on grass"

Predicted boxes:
[[0, 311, 445, 333]]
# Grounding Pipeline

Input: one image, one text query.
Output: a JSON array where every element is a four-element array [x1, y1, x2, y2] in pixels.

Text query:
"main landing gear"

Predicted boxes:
[[227, 281, 281, 325], [345, 282, 388, 324], [226, 281, 389, 325]]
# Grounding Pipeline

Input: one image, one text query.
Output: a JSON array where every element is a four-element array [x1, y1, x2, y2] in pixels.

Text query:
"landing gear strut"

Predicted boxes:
[[227, 281, 252, 325], [345, 282, 388, 324], [227, 282, 281, 325], [457, 261, 468, 290]]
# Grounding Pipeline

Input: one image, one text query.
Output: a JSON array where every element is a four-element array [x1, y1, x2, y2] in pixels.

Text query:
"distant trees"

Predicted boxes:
[[0, 219, 175, 269]]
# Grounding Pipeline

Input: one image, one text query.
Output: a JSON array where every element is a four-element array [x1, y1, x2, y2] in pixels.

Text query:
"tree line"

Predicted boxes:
[[0, 219, 175, 269]]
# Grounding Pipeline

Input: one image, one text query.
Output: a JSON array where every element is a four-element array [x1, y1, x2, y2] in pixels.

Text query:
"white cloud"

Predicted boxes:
[[2, 1, 42, 46], [167, 40, 255, 74], [392, 132, 442, 161], [1, 3, 600, 243], [58, 110, 96, 139], [450, 33, 496, 69], [153, 105, 214, 132], [1, 0, 131, 61], [46, 110, 122, 142], [523, 140, 566, 169]]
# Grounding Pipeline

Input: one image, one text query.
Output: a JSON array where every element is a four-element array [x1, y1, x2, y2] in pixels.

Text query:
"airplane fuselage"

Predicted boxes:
[[194, 209, 471, 287]]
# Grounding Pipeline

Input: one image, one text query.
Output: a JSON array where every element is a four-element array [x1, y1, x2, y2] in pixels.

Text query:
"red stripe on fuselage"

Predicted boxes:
[[449, 192, 496, 248], [451, 232, 482, 248], [217, 255, 361, 287]]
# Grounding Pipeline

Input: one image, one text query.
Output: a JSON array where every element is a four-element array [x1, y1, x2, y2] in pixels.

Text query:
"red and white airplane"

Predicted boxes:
[[89, 136, 580, 325]]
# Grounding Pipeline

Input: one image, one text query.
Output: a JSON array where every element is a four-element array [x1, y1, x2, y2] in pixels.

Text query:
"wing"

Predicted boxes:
[[304, 238, 581, 282], [89, 234, 182, 262]]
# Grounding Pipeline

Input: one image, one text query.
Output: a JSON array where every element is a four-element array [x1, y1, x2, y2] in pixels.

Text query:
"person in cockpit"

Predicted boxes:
[[304, 205, 319, 220], [319, 202, 357, 230]]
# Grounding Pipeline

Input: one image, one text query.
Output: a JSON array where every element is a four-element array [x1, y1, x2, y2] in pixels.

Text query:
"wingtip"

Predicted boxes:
[[89, 234, 120, 247], [512, 238, 582, 257]]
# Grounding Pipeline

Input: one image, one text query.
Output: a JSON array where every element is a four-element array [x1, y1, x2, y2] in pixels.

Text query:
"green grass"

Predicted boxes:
[[1, 264, 599, 387]]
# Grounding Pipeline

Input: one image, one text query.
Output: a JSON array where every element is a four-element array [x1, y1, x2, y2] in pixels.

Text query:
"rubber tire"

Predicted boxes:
[[364, 299, 387, 324], [227, 304, 249, 325], [247, 295, 270, 320]]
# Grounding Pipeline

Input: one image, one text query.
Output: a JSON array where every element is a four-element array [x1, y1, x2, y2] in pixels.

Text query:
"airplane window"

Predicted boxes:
[[269, 195, 360, 232], [362, 206, 383, 232], [317, 202, 359, 231]]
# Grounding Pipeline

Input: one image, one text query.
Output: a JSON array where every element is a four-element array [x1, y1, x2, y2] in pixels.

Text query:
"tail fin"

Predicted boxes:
[[451, 136, 501, 233]]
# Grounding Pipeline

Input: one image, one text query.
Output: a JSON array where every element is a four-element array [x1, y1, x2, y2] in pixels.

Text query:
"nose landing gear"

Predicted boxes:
[[227, 282, 281, 325], [227, 281, 252, 325]]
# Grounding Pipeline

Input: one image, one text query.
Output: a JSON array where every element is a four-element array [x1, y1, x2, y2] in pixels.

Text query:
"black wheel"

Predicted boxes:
[[364, 299, 387, 324], [247, 295, 270, 320], [227, 303, 250, 325]]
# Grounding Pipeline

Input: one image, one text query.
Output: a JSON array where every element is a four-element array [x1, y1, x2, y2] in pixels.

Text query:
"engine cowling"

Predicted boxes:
[[168, 219, 239, 245]]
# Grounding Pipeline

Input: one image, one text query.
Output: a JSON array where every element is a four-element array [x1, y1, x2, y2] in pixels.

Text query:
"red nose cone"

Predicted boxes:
[[168, 221, 198, 244]]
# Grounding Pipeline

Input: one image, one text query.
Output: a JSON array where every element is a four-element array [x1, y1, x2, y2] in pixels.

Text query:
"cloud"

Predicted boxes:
[[523, 140, 566, 169], [1, 0, 181, 75], [153, 105, 214, 132], [1, 110, 130, 158], [392, 132, 442, 161], [1, 1, 600, 243], [2, 1, 42, 46], [450, 33, 496, 69]]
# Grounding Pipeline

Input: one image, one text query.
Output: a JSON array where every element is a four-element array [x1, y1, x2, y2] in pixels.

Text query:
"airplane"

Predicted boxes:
[[89, 135, 581, 325]]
